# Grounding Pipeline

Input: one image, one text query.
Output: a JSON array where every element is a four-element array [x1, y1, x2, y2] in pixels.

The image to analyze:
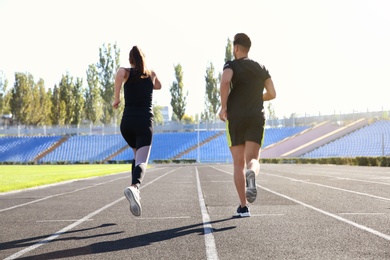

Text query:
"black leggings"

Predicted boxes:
[[120, 116, 153, 149], [120, 116, 153, 186]]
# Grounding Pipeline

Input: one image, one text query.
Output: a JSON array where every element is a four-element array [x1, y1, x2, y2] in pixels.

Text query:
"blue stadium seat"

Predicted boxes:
[[39, 134, 127, 163], [302, 120, 390, 158], [0, 136, 62, 163]]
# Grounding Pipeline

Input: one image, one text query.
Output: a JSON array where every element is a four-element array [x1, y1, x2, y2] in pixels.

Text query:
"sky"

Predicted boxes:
[[0, 0, 389, 119]]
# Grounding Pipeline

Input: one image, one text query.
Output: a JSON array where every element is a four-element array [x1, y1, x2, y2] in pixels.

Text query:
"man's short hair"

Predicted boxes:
[[233, 33, 251, 50]]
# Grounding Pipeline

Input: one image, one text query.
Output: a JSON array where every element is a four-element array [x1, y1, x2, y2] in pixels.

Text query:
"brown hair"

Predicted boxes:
[[233, 33, 251, 51], [129, 46, 150, 78]]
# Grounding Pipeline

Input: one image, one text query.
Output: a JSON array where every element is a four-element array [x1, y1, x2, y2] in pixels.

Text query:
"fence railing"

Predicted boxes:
[[1, 109, 389, 136]]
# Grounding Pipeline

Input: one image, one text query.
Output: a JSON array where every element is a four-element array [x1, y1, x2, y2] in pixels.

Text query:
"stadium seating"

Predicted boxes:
[[0, 136, 62, 163], [301, 120, 390, 158], [112, 130, 222, 162], [179, 126, 309, 163], [2, 121, 387, 163], [262, 126, 309, 148], [39, 134, 127, 163]]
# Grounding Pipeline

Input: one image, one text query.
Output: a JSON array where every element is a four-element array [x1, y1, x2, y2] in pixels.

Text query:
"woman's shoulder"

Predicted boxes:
[[117, 67, 131, 74]]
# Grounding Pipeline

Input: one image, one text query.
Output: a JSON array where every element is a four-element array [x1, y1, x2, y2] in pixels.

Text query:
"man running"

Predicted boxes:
[[219, 33, 276, 217]]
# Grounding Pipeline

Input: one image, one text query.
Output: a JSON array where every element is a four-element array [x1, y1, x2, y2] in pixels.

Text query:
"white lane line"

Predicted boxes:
[[0, 176, 128, 213], [4, 167, 180, 260], [258, 184, 390, 241], [335, 177, 390, 186], [262, 167, 390, 185], [196, 167, 219, 260], [213, 167, 390, 242], [0, 168, 161, 212], [339, 213, 386, 216], [372, 177, 390, 180], [4, 197, 123, 260], [264, 173, 390, 202]]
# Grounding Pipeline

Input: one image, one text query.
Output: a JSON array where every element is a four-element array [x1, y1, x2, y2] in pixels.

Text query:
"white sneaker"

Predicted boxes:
[[124, 186, 141, 216], [245, 169, 257, 203]]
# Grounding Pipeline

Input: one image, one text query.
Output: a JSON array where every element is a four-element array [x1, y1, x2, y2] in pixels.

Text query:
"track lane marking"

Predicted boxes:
[[264, 173, 390, 202], [196, 167, 219, 260], [213, 167, 390, 242], [261, 166, 390, 186], [334, 177, 390, 186], [0, 168, 161, 212], [258, 184, 390, 241], [4, 167, 180, 260]]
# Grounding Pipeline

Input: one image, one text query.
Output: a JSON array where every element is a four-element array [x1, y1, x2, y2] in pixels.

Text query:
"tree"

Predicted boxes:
[[85, 64, 103, 124], [42, 88, 53, 125], [72, 77, 84, 125], [204, 62, 220, 121], [225, 38, 233, 63], [170, 64, 187, 122], [267, 102, 276, 120], [2, 91, 12, 115], [97, 42, 120, 124], [0, 71, 8, 115], [152, 104, 164, 125], [182, 114, 195, 124], [10, 72, 34, 124], [51, 84, 66, 126], [29, 79, 50, 126], [59, 73, 76, 125], [267, 102, 277, 127]]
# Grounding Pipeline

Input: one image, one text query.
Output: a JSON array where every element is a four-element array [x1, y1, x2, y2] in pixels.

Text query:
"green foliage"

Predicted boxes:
[[267, 102, 277, 120], [3, 38, 236, 126], [204, 62, 220, 121], [85, 64, 103, 124], [153, 104, 164, 125], [182, 114, 195, 124], [170, 64, 188, 121], [97, 43, 120, 124], [30, 79, 51, 126], [10, 72, 34, 124], [59, 73, 76, 125], [72, 77, 84, 125], [50, 84, 62, 125], [225, 38, 233, 62], [0, 71, 8, 115]]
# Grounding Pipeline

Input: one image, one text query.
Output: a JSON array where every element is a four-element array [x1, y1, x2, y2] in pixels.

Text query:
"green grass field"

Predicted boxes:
[[0, 164, 131, 193]]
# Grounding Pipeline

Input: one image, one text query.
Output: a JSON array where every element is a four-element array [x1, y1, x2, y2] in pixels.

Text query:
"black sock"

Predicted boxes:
[[131, 159, 135, 174], [132, 163, 145, 187]]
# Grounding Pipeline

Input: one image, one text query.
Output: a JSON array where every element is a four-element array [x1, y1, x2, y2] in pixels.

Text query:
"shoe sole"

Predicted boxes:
[[246, 170, 257, 203], [124, 188, 141, 217], [233, 211, 250, 218]]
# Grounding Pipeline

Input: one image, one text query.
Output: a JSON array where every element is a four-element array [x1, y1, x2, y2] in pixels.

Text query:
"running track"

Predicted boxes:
[[1, 164, 389, 259]]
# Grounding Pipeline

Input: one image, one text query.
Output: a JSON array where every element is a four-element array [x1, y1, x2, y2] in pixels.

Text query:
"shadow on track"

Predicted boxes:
[[0, 223, 120, 251], [15, 218, 236, 259]]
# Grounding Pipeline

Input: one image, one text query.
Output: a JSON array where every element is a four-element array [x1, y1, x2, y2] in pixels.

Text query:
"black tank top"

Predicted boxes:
[[123, 68, 154, 117]]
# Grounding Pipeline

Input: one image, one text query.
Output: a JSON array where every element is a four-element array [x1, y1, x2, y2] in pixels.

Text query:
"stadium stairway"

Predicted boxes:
[[104, 144, 129, 163], [33, 135, 70, 164], [172, 131, 225, 159], [261, 118, 369, 158]]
